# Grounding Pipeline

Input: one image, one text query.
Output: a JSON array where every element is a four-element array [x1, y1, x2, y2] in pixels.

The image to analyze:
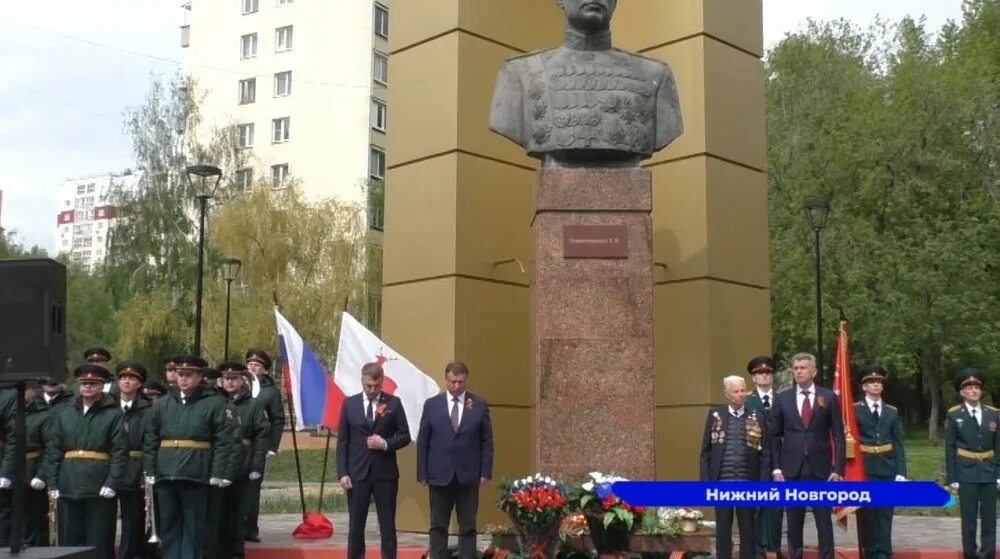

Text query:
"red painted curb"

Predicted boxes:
[[243, 548, 991, 559]]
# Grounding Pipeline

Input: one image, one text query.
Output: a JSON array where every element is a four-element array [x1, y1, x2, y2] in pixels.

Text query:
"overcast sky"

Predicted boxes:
[[0, 1, 966, 252]]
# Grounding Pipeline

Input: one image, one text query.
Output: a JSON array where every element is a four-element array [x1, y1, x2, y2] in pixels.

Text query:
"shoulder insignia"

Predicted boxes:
[[884, 404, 897, 411], [854, 402, 864, 407], [505, 48, 550, 62], [949, 404, 963, 412], [985, 405, 998, 411], [611, 47, 669, 68]]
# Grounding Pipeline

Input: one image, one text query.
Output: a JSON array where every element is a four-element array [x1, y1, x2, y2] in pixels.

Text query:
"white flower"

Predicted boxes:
[[581, 481, 594, 491]]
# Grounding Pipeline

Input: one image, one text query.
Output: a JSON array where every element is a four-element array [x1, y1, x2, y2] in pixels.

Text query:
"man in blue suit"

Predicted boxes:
[[768, 352, 845, 559], [417, 361, 494, 559], [337, 362, 411, 559]]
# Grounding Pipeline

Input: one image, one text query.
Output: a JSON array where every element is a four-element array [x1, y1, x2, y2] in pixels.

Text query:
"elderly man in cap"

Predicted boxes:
[[744, 355, 783, 558], [853, 364, 907, 559], [243, 347, 284, 542], [115, 361, 154, 559], [0, 380, 52, 547], [41, 364, 128, 559], [219, 361, 269, 557], [945, 368, 1000, 559], [143, 355, 235, 559]]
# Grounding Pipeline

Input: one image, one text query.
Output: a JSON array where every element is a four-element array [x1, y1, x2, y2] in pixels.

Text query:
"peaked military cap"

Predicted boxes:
[[38, 376, 60, 387], [173, 354, 208, 372], [218, 361, 249, 377], [141, 380, 167, 396], [747, 356, 776, 375], [74, 364, 111, 382], [84, 347, 112, 363], [202, 367, 221, 381], [955, 367, 985, 391], [116, 361, 148, 382], [858, 364, 887, 384], [245, 348, 273, 370]]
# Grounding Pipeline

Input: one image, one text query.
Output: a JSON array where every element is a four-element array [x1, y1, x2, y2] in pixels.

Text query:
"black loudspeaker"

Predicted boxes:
[[0, 258, 66, 383]]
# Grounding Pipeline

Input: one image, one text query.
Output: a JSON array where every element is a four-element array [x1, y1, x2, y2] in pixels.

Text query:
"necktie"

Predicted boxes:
[[972, 408, 979, 426], [872, 403, 879, 422], [801, 390, 812, 427], [366, 398, 374, 427], [450, 397, 460, 432], [762, 395, 770, 409]]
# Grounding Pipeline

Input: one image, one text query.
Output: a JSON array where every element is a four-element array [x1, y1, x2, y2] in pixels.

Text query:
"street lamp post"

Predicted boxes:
[[803, 197, 831, 385], [221, 258, 242, 360], [186, 164, 223, 357]]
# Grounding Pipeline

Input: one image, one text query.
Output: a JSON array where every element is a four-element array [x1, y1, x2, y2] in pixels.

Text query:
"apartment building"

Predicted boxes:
[[54, 170, 138, 272], [181, 0, 388, 329]]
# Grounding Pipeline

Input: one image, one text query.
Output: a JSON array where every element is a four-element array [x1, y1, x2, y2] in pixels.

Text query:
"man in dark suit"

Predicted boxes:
[[417, 361, 494, 559], [700, 375, 770, 559], [768, 352, 845, 559], [337, 362, 411, 559]]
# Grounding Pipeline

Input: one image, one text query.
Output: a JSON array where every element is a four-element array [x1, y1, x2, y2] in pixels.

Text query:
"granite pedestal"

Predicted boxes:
[[532, 167, 655, 481]]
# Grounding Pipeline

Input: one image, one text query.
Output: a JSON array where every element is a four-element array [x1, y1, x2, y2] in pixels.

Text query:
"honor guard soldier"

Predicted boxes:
[[84, 347, 118, 398], [744, 355, 783, 558], [0, 387, 17, 545], [41, 364, 128, 559], [201, 365, 231, 559], [142, 355, 235, 559], [244, 348, 284, 542], [163, 355, 179, 391], [142, 381, 166, 403], [219, 361, 269, 558], [854, 365, 907, 559], [38, 375, 75, 414], [0, 381, 53, 547], [945, 368, 1000, 559], [115, 361, 153, 559]]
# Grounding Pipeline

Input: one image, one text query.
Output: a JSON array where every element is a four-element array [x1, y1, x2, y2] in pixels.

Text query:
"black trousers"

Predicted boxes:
[[715, 506, 756, 559], [347, 478, 398, 559], [221, 478, 249, 559], [157, 480, 208, 559], [22, 487, 50, 547], [786, 461, 834, 559], [958, 481, 996, 559], [118, 490, 145, 559], [857, 475, 894, 559], [205, 486, 223, 559], [0, 488, 9, 546], [245, 475, 263, 539], [59, 496, 118, 559], [429, 478, 479, 559]]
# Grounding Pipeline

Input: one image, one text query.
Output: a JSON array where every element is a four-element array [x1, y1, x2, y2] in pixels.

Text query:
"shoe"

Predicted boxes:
[[245, 536, 261, 542]]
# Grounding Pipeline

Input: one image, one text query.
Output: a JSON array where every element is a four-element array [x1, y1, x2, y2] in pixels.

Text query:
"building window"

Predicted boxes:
[[271, 164, 289, 189], [374, 4, 388, 38], [272, 117, 290, 143], [274, 71, 292, 97], [76, 185, 86, 195], [276, 26, 293, 52], [371, 99, 386, 132], [373, 51, 388, 84], [239, 78, 256, 104], [369, 147, 385, 179], [276, 0, 293, 4], [366, 291, 382, 333], [242, 0, 258, 14], [235, 168, 254, 190], [86, 183, 96, 193], [240, 33, 258, 59], [238, 123, 254, 148]]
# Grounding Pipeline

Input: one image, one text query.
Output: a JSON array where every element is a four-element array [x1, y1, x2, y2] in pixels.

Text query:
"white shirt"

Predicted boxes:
[[43, 393, 54, 405], [364, 393, 381, 419], [729, 406, 745, 418], [796, 383, 816, 416], [82, 404, 91, 415], [967, 403, 982, 425], [756, 388, 774, 403], [447, 392, 467, 425], [865, 396, 882, 416], [120, 397, 135, 413]]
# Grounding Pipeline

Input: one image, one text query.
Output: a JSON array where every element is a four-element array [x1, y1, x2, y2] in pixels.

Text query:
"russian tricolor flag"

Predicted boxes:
[[275, 308, 345, 430]]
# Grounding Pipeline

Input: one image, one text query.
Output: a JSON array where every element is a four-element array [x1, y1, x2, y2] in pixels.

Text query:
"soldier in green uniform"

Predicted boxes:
[[142, 381, 166, 403], [84, 347, 119, 399], [201, 365, 230, 559], [0, 387, 18, 546], [38, 375, 75, 414], [853, 364, 907, 559], [40, 364, 128, 559], [243, 348, 284, 542], [744, 355, 782, 558], [163, 355, 179, 391], [945, 368, 1000, 559], [143, 355, 234, 559], [0, 381, 53, 547], [114, 361, 153, 559], [219, 361, 269, 558]]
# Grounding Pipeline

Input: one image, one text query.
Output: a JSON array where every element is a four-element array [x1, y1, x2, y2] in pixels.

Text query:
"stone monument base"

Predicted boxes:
[[532, 166, 655, 481]]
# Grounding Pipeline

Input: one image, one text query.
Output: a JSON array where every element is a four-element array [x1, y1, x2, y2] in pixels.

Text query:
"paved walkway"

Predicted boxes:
[[253, 512, 966, 551]]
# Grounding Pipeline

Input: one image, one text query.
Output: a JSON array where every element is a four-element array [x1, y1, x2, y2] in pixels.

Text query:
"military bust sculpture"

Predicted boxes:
[[490, 0, 683, 167]]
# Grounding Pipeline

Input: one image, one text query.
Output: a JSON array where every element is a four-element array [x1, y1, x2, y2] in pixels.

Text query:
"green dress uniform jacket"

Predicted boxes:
[[255, 375, 285, 453], [141, 385, 235, 483], [855, 400, 907, 559], [0, 397, 53, 547], [41, 393, 128, 498], [945, 403, 1000, 559], [746, 389, 782, 555], [120, 397, 153, 491], [228, 389, 269, 481], [40, 389, 76, 415], [0, 389, 17, 546]]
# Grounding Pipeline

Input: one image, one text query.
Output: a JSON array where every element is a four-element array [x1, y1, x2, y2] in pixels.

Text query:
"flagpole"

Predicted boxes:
[[317, 294, 351, 512], [284, 369, 308, 518]]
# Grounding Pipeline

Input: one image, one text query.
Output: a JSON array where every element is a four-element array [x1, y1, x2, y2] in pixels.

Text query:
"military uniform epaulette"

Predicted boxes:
[[949, 404, 963, 412], [985, 405, 998, 411], [611, 46, 668, 67], [503, 48, 549, 62], [884, 403, 897, 411]]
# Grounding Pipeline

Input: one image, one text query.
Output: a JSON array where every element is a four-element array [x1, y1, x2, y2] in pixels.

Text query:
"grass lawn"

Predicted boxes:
[[267, 449, 338, 483]]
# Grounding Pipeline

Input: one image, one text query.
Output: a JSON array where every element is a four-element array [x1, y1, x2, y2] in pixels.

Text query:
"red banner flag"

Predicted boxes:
[[832, 320, 866, 530]]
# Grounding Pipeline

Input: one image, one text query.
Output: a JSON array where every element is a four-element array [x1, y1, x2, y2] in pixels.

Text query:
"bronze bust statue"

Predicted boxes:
[[489, 0, 683, 167]]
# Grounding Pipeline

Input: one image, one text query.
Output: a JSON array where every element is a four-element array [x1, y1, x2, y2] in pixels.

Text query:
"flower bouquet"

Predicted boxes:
[[571, 472, 647, 556], [496, 474, 570, 559], [659, 507, 704, 533]]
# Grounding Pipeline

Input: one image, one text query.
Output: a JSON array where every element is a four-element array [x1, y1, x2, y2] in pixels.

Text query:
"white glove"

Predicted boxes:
[[266, 451, 277, 459], [219, 479, 232, 488], [48, 490, 59, 500], [894, 475, 908, 482], [0, 478, 11, 489], [30, 478, 45, 490], [249, 472, 262, 481], [98, 486, 116, 499], [951, 482, 959, 489], [145, 476, 155, 485], [209, 477, 223, 487]]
